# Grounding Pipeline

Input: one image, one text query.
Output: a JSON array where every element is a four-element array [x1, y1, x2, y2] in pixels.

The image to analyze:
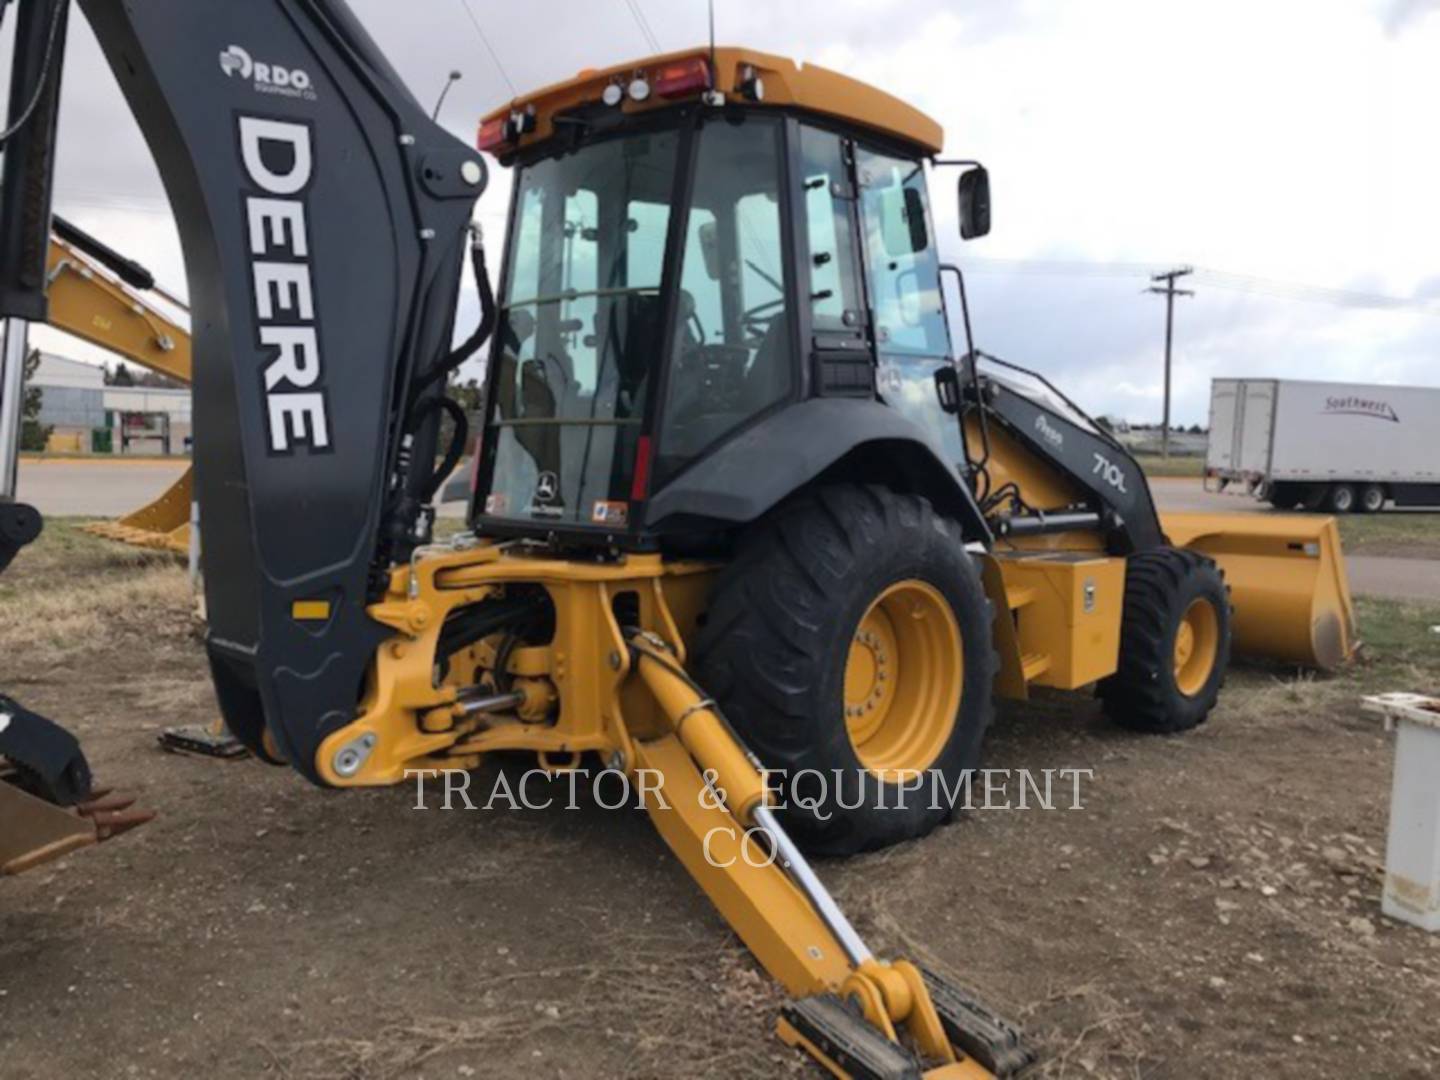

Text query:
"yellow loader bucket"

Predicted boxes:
[[1161, 512, 1357, 671], [82, 466, 192, 555]]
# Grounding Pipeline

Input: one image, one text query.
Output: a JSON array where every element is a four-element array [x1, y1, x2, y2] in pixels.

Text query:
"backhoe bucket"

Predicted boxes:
[[82, 466, 192, 555], [1, 781, 154, 875], [1161, 512, 1356, 670]]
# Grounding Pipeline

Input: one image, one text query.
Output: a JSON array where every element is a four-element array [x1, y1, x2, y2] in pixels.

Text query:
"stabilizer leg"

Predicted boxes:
[[627, 636, 1033, 1078]]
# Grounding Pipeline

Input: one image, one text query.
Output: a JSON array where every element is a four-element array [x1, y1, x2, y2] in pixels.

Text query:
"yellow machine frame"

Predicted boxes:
[[304, 538, 1011, 1076]]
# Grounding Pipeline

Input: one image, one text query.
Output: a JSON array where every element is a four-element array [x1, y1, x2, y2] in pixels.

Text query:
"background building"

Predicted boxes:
[[30, 353, 191, 455]]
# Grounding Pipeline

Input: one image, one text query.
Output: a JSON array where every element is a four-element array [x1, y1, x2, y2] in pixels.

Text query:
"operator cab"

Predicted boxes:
[[472, 48, 987, 545]]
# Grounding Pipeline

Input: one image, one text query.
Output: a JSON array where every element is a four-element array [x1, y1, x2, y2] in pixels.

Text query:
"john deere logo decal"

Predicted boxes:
[[1323, 396, 1399, 423]]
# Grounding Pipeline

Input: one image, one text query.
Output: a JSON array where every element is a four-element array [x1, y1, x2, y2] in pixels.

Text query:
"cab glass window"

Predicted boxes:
[[485, 130, 677, 525], [658, 118, 793, 475], [799, 127, 864, 333], [856, 148, 947, 356]]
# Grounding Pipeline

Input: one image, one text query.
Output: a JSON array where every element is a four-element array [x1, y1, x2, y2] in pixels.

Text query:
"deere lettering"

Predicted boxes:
[[238, 117, 330, 453]]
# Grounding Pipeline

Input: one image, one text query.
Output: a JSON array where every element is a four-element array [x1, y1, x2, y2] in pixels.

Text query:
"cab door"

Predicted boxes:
[[852, 145, 967, 475], [795, 125, 872, 395]]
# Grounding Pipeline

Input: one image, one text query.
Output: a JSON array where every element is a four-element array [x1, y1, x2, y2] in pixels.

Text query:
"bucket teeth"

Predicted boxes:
[[779, 994, 923, 1080], [921, 968, 1036, 1077]]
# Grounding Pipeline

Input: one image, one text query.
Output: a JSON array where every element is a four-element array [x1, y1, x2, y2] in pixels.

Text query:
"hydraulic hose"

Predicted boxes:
[[414, 225, 495, 395], [412, 395, 468, 503]]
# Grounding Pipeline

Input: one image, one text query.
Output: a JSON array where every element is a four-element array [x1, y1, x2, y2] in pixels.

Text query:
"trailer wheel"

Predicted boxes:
[[1099, 548, 1231, 734], [692, 485, 996, 856], [1326, 484, 1356, 514], [1359, 484, 1386, 513]]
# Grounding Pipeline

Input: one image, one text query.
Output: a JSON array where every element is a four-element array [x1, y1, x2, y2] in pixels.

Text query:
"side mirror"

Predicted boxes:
[[957, 166, 991, 240]]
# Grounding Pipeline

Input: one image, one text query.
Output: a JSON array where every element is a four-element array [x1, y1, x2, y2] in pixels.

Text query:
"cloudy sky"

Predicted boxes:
[[6, 0, 1439, 424]]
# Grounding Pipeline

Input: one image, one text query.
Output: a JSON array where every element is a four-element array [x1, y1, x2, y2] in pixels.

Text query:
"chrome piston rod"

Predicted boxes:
[[455, 688, 525, 717], [751, 803, 874, 968]]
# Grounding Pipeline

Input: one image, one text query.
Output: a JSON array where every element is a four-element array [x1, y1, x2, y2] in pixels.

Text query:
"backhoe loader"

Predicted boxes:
[[1, 1, 1356, 1074]]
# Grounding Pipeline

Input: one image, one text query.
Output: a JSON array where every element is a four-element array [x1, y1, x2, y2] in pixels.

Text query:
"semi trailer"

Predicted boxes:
[[1207, 377, 1440, 513]]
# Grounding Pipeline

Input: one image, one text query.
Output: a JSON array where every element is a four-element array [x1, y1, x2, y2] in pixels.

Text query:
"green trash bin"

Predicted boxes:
[[91, 428, 113, 454]]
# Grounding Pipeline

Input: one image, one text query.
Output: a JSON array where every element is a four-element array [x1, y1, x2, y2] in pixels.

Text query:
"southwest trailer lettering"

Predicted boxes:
[[238, 116, 330, 452]]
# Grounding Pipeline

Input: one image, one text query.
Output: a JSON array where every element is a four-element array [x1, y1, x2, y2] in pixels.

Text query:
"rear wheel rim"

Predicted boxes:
[[1333, 487, 1353, 511], [844, 580, 962, 775], [1173, 598, 1220, 697], [1364, 487, 1384, 511]]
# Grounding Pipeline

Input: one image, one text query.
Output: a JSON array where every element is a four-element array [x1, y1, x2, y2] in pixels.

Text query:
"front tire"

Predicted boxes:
[[692, 485, 996, 856], [1099, 548, 1231, 734]]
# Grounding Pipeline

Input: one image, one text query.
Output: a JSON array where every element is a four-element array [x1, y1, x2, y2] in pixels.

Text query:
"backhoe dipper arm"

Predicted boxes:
[[69, 0, 489, 775]]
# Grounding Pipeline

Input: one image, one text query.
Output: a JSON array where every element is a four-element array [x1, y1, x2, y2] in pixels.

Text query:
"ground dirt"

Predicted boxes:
[[4, 523, 1440, 1079]]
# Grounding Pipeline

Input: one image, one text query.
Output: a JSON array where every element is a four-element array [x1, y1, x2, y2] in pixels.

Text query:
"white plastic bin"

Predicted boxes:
[[1364, 693, 1440, 931]]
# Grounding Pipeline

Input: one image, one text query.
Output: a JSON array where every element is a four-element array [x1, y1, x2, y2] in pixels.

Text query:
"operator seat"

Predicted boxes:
[[741, 311, 790, 412]]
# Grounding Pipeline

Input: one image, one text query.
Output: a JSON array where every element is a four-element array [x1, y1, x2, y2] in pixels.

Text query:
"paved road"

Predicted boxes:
[[16, 458, 471, 518], [1147, 477, 1264, 514], [17, 458, 188, 517], [17, 461, 1439, 601], [1149, 478, 1440, 602]]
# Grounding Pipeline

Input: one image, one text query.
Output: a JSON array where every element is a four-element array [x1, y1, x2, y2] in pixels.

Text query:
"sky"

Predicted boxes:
[[4, 0, 1438, 425]]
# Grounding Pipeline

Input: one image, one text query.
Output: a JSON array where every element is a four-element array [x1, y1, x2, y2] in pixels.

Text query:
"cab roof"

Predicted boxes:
[[478, 45, 944, 159]]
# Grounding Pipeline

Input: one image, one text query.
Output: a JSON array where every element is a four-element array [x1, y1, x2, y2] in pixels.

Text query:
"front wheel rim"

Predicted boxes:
[[843, 580, 962, 775], [1173, 598, 1220, 697]]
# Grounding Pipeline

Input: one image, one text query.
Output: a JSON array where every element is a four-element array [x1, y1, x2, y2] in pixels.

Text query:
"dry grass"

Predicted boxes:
[[1133, 454, 1206, 478], [0, 519, 195, 669], [1336, 511, 1440, 558]]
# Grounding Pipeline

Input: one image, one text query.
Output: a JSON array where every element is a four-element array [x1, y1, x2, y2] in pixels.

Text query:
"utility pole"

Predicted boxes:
[[1148, 267, 1194, 459]]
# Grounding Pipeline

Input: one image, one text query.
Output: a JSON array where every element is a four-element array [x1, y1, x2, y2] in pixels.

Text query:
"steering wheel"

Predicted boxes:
[[740, 297, 786, 342]]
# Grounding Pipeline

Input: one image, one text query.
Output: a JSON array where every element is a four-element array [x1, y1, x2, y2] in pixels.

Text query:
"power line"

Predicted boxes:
[[456, 0, 516, 97], [621, 0, 662, 52]]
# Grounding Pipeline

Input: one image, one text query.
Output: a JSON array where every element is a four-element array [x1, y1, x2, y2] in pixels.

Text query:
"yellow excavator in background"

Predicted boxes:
[[43, 216, 193, 554]]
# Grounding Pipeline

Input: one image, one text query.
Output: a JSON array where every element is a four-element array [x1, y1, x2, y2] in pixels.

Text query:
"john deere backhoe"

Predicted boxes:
[[1, 1, 1356, 1074]]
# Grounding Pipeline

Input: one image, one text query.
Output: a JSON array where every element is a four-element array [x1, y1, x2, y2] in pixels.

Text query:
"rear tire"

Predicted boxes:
[[1359, 484, 1386, 513], [1099, 548, 1231, 734], [692, 485, 996, 856], [1326, 484, 1356, 514]]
